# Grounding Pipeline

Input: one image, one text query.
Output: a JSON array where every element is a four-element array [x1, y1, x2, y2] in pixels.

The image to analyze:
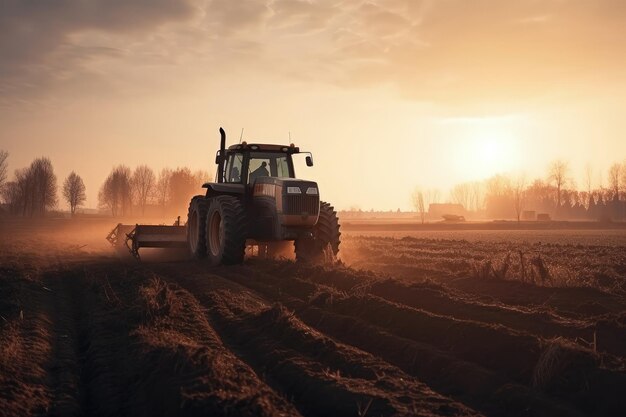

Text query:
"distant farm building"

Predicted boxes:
[[521, 210, 536, 221], [429, 203, 466, 218], [537, 213, 551, 221]]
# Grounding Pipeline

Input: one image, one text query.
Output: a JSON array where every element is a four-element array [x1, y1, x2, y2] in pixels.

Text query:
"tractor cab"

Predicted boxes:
[[216, 143, 313, 187], [211, 142, 319, 241]]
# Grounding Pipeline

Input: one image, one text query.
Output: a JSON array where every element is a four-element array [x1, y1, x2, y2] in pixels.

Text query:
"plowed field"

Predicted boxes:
[[1, 218, 625, 417]]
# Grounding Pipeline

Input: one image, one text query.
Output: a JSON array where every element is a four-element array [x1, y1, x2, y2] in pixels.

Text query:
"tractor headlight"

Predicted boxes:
[[287, 187, 302, 194], [306, 187, 318, 195]]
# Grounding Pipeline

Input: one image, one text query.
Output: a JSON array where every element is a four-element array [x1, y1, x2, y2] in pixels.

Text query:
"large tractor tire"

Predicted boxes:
[[295, 201, 341, 263], [187, 196, 209, 259], [206, 195, 247, 266]]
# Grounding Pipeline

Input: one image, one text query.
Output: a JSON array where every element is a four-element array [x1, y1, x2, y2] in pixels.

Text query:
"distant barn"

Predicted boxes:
[[537, 213, 551, 221], [429, 203, 466, 218]]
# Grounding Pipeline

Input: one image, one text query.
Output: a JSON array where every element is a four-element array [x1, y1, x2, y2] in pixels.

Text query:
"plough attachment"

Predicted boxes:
[[106, 222, 187, 259]]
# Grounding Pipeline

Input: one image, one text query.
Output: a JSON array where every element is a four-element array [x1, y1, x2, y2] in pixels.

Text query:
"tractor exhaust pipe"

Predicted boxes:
[[218, 127, 226, 183]]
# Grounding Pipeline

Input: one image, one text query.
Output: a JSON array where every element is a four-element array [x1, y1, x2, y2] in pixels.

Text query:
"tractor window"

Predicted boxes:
[[225, 153, 243, 183], [276, 157, 291, 177], [248, 152, 293, 183]]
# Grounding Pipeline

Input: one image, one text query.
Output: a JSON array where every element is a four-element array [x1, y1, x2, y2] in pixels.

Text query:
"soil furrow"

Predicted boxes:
[[265, 263, 598, 342], [216, 266, 544, 382], [210, 264, 626, 417], [94, 264, 302, 417], [44, 269, 88, 416], [0, 266, 55, 416], [152, 265, 481, 417], [207, 267, 585, 417]]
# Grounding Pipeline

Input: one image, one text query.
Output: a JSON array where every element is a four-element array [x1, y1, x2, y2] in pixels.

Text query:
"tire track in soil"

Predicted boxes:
[[447, 277, 626, 319], [0, 266, 56, 416], [150, 264, 481, 417], [267, 264, 598, 347], [84, 263, 303, 417], [44, 268, 88, 417], [207, 266, 581, 417], [42, 263, 139, 417], [210, 264, 625, 417], [2, 258, 304, 417], [284, 263, 626, 361], [0, 263, 98, 416]]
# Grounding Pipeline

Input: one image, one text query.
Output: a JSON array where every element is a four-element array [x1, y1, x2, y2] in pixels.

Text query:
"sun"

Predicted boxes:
[[478, 136, 507, 165], [459, 127, 522, 179]]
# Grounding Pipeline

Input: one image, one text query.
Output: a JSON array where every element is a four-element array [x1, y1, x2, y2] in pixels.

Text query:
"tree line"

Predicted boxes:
[[0, 150, 210, 218], [0, 152, 86, 217], [413, 159, 626, 222], [97, 165, 210, 217]]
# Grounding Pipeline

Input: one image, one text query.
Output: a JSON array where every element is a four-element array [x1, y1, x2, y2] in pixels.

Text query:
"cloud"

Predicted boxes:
[[205, 0, 271, 33], [355, 2, 414, 37], [1, 0, 626, 108], [0, 0, 199, 98], [320, 0, 626, 104], [269, 0, 339, 33]]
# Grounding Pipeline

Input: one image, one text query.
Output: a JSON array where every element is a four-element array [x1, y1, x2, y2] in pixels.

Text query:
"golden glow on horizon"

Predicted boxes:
[[434, 117, 525, 183]]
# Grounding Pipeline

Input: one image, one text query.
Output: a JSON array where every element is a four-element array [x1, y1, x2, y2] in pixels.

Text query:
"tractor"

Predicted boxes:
[[108, 128, 341, 264]]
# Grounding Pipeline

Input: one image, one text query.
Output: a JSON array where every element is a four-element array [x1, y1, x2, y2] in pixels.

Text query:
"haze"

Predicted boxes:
[[1, 0, 625, 211]]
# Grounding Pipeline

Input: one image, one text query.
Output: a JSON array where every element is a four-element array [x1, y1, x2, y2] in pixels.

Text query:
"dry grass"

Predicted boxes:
[[343, 235, 626, 294], [532, 337, 598, 391], [138, 276, 183, 319]]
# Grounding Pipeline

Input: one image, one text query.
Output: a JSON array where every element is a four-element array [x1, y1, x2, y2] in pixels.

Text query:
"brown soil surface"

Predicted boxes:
[[1, 217, 624, 416]]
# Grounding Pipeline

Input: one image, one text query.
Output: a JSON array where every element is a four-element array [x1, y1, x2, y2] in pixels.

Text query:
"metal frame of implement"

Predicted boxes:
[[106, 221, 187, 260]]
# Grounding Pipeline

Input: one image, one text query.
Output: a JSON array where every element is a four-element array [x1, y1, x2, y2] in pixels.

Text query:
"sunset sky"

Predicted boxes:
[[1, 0, 625, 211]]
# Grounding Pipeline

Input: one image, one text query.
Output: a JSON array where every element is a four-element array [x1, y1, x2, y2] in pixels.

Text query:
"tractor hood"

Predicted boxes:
[[253, 177, 320, 228], [253, 177, 319, 197]]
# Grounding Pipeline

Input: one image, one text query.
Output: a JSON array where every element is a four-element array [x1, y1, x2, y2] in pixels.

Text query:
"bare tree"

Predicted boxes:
[[580, 163, 593, 209], [513, 174, 527, 223], [99, 165, 132, 217], [1, 157, 57, 216], [584, 163, 593, 196], [131, 165, 155, 216], [169, 167, 201, 215], [63, 171, 86, 216], [608, 163, 621, 200], [154, 168, 173, 214], [0, 150, 8, 194], [1, 180, 21, 214], [14, 167, 32, 216], [422, 188, 441, 218], [411, 187, 426, 224], [621, 160, 626, 200], [193, 169, 211, 184], [450, 183, 472, 212], [29, 157, 58, 216], [469, 181, 484, 212], [425, 189, 440, 205], [548, 160, 569, 216], [485, 174, 512, 197], [483, 174, 516, 219]]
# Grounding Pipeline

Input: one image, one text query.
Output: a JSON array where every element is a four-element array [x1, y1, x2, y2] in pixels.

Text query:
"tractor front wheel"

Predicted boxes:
[[295, 201, 341, 263]]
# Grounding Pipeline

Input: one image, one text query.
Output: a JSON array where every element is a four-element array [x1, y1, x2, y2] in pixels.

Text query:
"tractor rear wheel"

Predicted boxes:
[[206, 196, 247, 265], [295, 201, 341, 263], [187, 196, 208, 259]]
